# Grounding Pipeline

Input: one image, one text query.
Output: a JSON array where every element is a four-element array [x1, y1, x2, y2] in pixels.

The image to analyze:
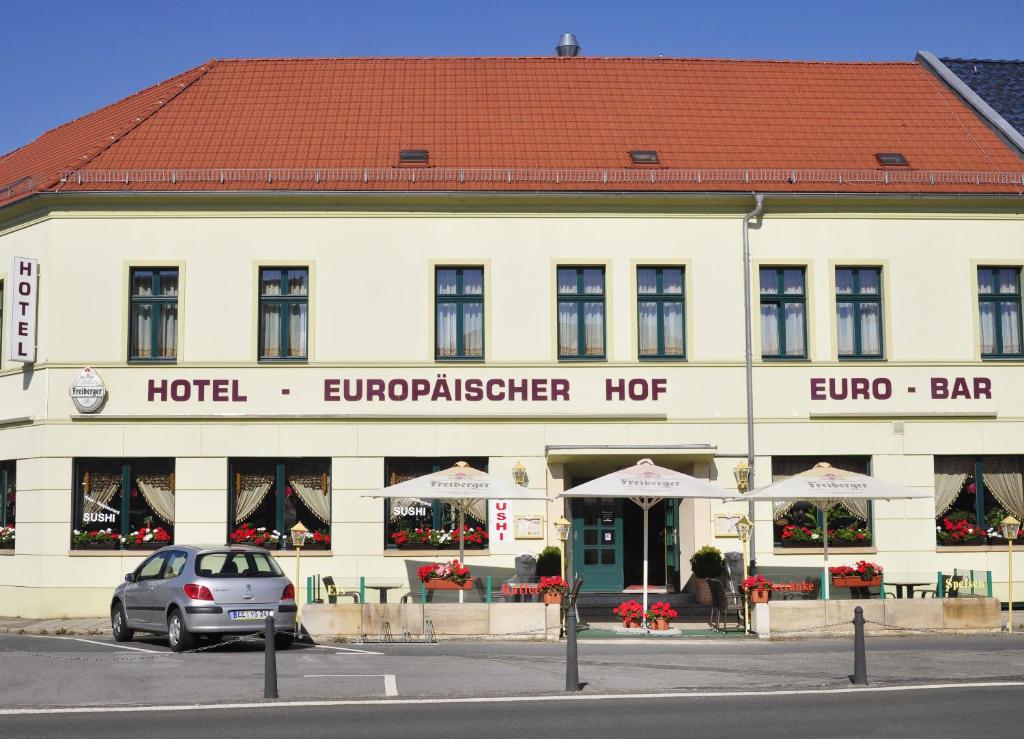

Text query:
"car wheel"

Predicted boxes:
[[273, 633, 294, 650], [111, 602, 134, 642], [167, 609, 195, 653]]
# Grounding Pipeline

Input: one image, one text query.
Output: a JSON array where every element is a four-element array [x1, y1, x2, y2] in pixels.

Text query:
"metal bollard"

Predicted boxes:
[[852, 606, 867, 685], [565, 577, 583, 692], [264, 615, 279, 699]]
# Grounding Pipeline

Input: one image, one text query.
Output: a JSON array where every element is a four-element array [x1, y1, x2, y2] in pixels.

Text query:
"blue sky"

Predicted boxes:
[[2, 0, 1022, 156]]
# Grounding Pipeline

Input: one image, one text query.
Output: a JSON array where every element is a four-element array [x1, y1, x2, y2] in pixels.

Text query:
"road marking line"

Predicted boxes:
[[312, 644, 383, 655], [303, 674, 398, 697], [1, 681, 1022, 715], [14, 635, 163, 653]]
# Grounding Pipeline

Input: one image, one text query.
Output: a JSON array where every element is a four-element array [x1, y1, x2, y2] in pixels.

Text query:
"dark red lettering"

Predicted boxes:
[[231, 380, 247, 401], [486, 379, 505, 401], [974, 377, 992, 399], [17, 281, 30, 296], [828, 378, 848, 400], [18, 260, 32, 275], [508, 379, 528, 401], [16, 321, 28, 337], [531, 379, 548, 401], [872, 378, 892, 400], [651, 378, 667, 400], [366, 379, 385, 401], [148, 379, 168, 402], [810, 378, 826, 400], [551, 379, 570, 401], [851, 378, 870, 400], [212, 380, 229, 401], [464, 379, 483, 401], [170, 380, 190, 402], [388, 379, 409, 401], [324, 379, 340, 401], [193, 379, 210, 401], [628, 379, 649, 400], [606, 378, 626, 401], [343, 379, 363, 401], [931, 377, 948, 399], [411, 379, 430, 400]]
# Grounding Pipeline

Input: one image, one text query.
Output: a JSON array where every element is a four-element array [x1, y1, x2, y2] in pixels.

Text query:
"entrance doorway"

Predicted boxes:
[[570, 495, 680, 593]]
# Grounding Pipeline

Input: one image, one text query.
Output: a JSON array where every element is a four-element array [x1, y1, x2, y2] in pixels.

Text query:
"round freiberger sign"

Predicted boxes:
[[69, 367, 107, 413]]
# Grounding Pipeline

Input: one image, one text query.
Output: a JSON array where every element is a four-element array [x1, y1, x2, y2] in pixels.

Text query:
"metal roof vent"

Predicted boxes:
[[630, 150, 660, 165], [555, 33, 581, 57], [399, 149, 429, 165], [876, 152, 909, 167]]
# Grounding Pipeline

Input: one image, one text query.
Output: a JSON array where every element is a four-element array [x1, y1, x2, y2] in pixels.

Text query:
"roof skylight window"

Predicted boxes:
[[875, 152, 909, 167], [399, 149, 429, 164], [629, 150, 660, 165]]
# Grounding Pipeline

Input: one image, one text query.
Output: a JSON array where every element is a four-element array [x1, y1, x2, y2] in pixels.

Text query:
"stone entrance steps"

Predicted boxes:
[[577, 591, 711, 621]]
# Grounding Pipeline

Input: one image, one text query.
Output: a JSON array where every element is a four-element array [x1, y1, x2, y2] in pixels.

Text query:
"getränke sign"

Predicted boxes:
[[6, 256, 38, 363]]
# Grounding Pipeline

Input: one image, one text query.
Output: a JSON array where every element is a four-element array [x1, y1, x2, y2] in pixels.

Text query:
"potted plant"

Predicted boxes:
[[123, 525, 171, 548], [418, 560, 473, 590], [230, 523, 280, 548], [741, 574, 774, 604], [72, 528, 122, 549], [454, 525, 489, 549], [689, 546, 724, 605], [536, 546, 563, 577], [537, 576, 569, 605], [612, 599, 644, 628], [646, 601, 678, 630], [831, 527, 872, 547], [936, 512, 988, 546], [779, 524, 823, 548], [0, 525, 13, 549], [830, 560, 883, 587]]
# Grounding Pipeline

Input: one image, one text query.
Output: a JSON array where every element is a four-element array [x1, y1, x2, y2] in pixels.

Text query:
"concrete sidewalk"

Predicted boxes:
[[0, 617, 109, 635]]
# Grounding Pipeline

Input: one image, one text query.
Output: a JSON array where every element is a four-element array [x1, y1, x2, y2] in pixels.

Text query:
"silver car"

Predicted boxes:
[[111, 544, 297, 652]]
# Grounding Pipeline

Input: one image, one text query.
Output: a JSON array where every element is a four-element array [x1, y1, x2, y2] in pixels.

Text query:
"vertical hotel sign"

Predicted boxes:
[[7, 257, 38, 363]]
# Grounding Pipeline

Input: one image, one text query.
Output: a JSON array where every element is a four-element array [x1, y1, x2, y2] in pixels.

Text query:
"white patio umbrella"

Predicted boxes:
[[738, 463, 933, 599], [362, 461, 549, 602], [560, 458, 732, 626]]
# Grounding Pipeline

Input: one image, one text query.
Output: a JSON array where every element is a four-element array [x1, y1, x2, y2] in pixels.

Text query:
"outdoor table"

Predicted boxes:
[[889, 581, 931, 599], [365, 581, 404, 603]]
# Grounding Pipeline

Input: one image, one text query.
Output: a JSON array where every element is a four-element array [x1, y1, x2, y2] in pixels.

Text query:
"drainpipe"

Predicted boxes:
[[742, 193, 765, 568]]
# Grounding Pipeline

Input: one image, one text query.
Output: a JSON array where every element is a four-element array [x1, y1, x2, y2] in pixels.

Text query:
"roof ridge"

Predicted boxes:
[[212, 55, 916, 65], [53, 61, 217, 191], [940, 57, 1024, 64]]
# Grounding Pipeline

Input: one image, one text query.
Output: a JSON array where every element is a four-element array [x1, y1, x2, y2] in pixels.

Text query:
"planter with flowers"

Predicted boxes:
[[537, 576, 569, 605], [780, 524, 823, 548], [829, 561, 883, 588], [418, 560, 474, 590], [291, 528, 331, 550], [741, 574, 774, 604], [936, 512, 988, 546], [0, 525, 13, 549], [72, 529, 122, 549], [390, 528, 432, 549], [646, 601, 678, 630], [123, 525, 172, 549], [454, 525, 489, 549], [830, 527, 872, 547], [612, 599, 645, 628], [230, 523, 280, 548]]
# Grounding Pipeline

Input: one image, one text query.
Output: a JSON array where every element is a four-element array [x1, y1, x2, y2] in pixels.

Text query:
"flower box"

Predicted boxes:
[[74, 542, 121, 551], [424, 578, 474, 591], [652, 618, 670, 630], [748, 589, 771, 604], [780, 541, 822, 548], [832, 576, 882, 588]]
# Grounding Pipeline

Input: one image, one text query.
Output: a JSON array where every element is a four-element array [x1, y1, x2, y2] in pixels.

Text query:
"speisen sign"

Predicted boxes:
[[7, 256, 38, 363]]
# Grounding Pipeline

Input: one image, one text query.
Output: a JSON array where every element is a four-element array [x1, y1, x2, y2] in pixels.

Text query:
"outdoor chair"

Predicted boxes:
[[708, 578, 744, 632], [321, 576, 360, 604]]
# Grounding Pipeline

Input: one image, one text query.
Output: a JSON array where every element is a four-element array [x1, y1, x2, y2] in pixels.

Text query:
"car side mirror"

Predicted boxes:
[[124, 572, 136, 583]]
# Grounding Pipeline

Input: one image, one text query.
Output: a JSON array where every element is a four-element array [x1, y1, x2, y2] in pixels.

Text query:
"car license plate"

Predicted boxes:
[[229, 609, 273, 620]]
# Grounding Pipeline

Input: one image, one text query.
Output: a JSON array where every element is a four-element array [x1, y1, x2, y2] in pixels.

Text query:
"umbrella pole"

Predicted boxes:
[[459, 506, 465, 604], [643, 505, 649, 629], [823, 523, 830, 601]]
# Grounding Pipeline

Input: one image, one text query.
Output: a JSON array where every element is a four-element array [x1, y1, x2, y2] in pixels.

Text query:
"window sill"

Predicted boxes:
[[0, 549, 13, 556], [837, 356, 886, 362], [761, 357, 810, 362], [383, 548, 490, 557], [258, 358, 308, 364], [128, 358, 177, 364], [980, 356, 1024, 362], [935, 545, 1014, 552], [557, 357, 607, 362], [638, 356, 687, 362], [435, 357, 485, 362], [773, 546, 877, 555], [269, 549, 333, 557]]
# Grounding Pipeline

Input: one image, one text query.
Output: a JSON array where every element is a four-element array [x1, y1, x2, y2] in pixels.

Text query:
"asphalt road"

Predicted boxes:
[[1, 632, 1022, 708], [1, 685, 1021, 739]]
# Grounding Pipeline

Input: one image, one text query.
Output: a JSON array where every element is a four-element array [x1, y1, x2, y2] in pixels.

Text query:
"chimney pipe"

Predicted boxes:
[[555, 33, 581, 57]]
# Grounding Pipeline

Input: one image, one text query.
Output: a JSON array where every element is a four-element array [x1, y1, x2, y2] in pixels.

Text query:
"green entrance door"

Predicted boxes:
[[664, 499, 680, 591], [572, 497, 623, 592]]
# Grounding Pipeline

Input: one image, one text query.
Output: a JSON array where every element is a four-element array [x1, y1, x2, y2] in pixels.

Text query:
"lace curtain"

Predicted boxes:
[[934, 456, 972, 518], [83, 473, 120, 517], [136, 473, 175, 524], [983, 457, 1024, 520], [235, 473, 274, 524], [289, 474, 330, 525]]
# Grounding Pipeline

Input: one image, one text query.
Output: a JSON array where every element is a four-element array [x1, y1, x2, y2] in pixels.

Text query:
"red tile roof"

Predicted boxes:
[[3, 56, 1024, 205]]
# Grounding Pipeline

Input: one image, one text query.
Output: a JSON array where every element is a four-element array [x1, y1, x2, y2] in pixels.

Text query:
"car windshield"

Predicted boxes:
[[195, 551, 284, 578]]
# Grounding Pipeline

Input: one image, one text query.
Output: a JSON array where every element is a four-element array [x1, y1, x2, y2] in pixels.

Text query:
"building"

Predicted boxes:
[[2, 51, 1024, 619]]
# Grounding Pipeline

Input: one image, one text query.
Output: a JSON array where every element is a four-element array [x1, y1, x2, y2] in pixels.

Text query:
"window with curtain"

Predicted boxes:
[[760, 267, 807, 359], [259, 268, 308, 360], [73, 459, 175, 550], [229, 458, 331, 549], [770, 456, 872, 547], [384, 457, 488, 550], [836, 267, 883, 359], [558, 267, 606, 359], [978, 267, 1022, 358], [0, 461, 14, 548], [637, 267, 685, 359], [435, 267, 484, 359], [934, 456, 1024, 545], [129, 269, 178, 361]]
